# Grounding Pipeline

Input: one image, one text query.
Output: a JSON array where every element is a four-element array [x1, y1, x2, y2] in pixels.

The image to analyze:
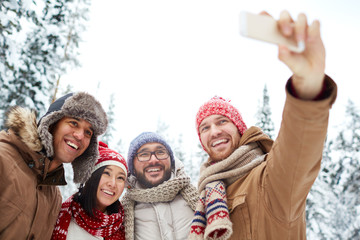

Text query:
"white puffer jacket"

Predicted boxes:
[[122, 158, 198, 240], [134, 194, 194, 240]]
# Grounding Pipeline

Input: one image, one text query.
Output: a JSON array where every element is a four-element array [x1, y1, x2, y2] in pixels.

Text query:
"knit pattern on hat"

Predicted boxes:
[[121, 160, 198, 240], [38, 92, 108, 183], [94, 141, 128, 177], [196, 96, 247, 138], [127, 132, 175, 176]]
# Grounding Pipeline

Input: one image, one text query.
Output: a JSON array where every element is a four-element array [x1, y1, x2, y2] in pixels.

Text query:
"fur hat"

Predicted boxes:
[[38, 92, 108, 183], [94, 141, 128, 177], [196, 96, 247, 142], [127, 132, 175, 176]]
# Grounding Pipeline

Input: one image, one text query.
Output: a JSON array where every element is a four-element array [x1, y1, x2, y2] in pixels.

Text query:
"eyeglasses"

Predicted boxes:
[[136, 149, 169, 162]]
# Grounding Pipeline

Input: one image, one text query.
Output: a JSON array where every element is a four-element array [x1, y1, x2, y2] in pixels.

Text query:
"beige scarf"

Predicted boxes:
[[188, 126, 272, 240], [121, 165, 198, 240]]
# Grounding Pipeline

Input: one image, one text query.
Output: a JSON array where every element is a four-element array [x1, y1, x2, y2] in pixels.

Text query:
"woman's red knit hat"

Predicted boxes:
[[196, 96, 247, 138], [94, 141, 128, 177]]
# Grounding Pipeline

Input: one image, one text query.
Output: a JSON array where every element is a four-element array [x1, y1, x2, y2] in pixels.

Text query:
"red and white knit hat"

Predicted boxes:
[[196, 96, 247, 137], [94, 141, 128, 177]]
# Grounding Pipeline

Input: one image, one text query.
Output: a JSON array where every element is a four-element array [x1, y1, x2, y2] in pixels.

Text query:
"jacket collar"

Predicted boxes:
[[239, 126, 273, 153]]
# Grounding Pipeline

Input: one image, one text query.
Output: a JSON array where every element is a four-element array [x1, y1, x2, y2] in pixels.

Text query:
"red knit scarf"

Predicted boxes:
[[51, 196, 125, 240]]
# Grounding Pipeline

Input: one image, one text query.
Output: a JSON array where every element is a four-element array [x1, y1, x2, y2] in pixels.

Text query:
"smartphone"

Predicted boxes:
[[239, 11, 305, 53]]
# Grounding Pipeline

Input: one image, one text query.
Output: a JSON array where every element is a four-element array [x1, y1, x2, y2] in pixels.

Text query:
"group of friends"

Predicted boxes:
[[0, 11, 337, 240]]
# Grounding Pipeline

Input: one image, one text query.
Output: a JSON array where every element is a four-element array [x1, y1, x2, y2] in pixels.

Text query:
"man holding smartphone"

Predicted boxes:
[[189, 10, 337, 240]]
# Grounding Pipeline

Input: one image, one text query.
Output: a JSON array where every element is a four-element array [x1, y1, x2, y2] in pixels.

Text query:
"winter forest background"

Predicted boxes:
[[1, 1, 359, 239]]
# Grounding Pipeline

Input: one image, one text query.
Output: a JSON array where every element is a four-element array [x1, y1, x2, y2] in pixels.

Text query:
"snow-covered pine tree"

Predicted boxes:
[[156, 118, 185, 160], [255, 84, 275, 139], [173, 133, 200, 184], [156, 118, 170, 140], [115, 138, 126, 158], [306, 139, 342, 239], [183, 151, 200, 185], [192, 141, 208, 181], [102, 93, 116, 146], [195, 142, 207, 164], [59, 163, 79, 201], [185, 142, 208, 184], [173, 133, 185, 163], [0, 0, 21, 126], [331, 100, 360, 239], [0, 0, 90, 128], [155, 119, 198, 182], [306, 99, 360, 239], [101, 93, 127, 154]]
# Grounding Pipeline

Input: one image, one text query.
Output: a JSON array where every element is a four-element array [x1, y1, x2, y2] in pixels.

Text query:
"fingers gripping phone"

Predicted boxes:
[[239, 11, 305, 53]]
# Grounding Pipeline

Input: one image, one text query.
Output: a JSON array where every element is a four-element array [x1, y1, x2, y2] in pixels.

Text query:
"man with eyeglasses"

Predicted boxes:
[[121, 132, 198, 240]]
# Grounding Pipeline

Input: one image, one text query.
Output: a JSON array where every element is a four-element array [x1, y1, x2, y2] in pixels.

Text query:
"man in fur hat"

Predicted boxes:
[[189, 11, 337, 240], [0, 92, 108, 239], [121, 132, 199, 240]]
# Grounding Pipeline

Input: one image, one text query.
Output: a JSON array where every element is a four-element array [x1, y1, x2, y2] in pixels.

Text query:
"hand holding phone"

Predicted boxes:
[[239, 11, 305, 53]]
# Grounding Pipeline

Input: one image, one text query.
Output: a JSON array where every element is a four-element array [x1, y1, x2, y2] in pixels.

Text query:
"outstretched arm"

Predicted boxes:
[[261, 11, 337, 222]]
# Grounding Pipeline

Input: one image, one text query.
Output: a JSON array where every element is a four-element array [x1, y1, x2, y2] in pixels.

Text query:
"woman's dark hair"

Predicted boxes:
[[73, 166, 120, 217]]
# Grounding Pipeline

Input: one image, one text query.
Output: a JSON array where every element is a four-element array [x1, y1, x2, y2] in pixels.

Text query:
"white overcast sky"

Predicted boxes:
[[62, 0, 360, 154]]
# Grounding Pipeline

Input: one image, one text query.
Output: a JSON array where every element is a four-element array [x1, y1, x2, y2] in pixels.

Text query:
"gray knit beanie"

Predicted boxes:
[[38, 92, 108, 183], [127, 132, 175, 176]]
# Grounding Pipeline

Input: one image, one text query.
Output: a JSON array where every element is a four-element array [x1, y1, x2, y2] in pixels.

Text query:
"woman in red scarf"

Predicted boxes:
[[52, 142, 128, 240]]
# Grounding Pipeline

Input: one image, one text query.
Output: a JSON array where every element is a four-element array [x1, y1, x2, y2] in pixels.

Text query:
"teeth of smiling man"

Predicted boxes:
[[147, 168, 160, 173], [66, 141, 79, 150], [103, 190, 114, 196], [212, 139, 227, 147]]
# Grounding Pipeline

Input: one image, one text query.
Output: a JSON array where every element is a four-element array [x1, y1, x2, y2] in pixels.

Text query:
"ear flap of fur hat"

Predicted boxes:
[[38, 92, 108, 183]]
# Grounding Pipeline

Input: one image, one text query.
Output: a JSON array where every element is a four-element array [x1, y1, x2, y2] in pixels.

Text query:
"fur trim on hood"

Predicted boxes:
[[5, 106, 43, 153]]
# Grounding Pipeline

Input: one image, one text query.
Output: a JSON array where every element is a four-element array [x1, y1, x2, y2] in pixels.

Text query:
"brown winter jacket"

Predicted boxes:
[[0, 108, 65, 240], [226, 76, 337, 240]]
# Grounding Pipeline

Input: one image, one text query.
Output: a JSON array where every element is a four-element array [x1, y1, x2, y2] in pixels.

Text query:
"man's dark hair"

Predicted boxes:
[[73, 166, 120, 217]]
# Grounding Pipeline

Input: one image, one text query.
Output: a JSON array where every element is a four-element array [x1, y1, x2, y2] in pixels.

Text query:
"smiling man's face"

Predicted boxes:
[[49, 117, 93, 171], [199, 114, 241, 162], [133, 142, 172, 188]]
